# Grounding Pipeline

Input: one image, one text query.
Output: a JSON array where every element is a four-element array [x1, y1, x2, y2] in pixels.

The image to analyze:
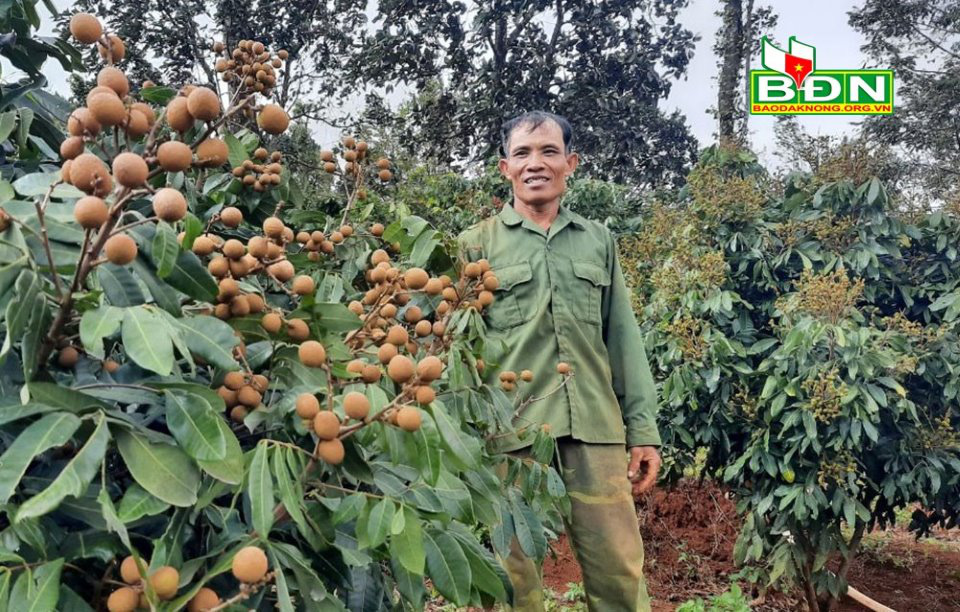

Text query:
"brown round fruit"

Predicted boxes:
[[386, 324, 408, 347], [521, 369, 534, 382], [376, 157, 390, 169], [286, 319, 309, 341], [68, 107, 101, 136], [120, 556, 145, 584], [231, 546, 268, 583], [316, 438, 345, 464], [107, 587, 139, 612], [192, 235, 215, 256], [557, 362, 571, 375], [262, 216, 284, 238], [371, 222, 385, 236], [69, 152, 112, 195], [378, 169, 393, 181], [196, 138, 228, 167], [104, 234, 138, 265], [98, 34, 126, 62], [57, 346, 79, 367], [220, 206, 243, 228], [396, 406, 422, 432], [237, 385, 261, 407], [404, 267, 429, 290], [97, 66, 130, 98], [424, 278, 443, 295], [149, 566, 179, 600], [187, 87, 221, 121], [362, 364, 382, 383], [416, 356, 443, 382], [296, 393, 320, 419], [268, 260, 295, 282], [313, 410, 340, 440], [415, 385, 435, 405], [464, 262, 481, 278], [378, 343, 398, 365], [157, 141, 193, 172], [222, 239, 245, 260], [166, 97, 194, 132], [224, 371, 246, 391], [347, 359, 365, 374], [112, 152, 148, 187], [415, 320, 432, 337], [387, 355, 414, 383], [124, 109, 150, 138], [74, 196, 109, 229], [60, 136, 85, 160], [152, 188, 188, 222], [292, 275, 315, 296], [261, 312, 282, 334], [343, 392, 370, 420], [230, 405, 248, 423], [298, 340, 326, 367], [187, 587, 220, 612], [69, 13, 102, 44], [257, 104, 289, 134]]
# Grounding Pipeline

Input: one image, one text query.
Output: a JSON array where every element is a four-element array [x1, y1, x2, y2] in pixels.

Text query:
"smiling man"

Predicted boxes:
[[457, 111, 661, 611]]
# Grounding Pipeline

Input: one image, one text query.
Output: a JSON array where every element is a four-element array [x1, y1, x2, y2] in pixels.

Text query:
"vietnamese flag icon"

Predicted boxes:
[[761, 36, 816, 88]]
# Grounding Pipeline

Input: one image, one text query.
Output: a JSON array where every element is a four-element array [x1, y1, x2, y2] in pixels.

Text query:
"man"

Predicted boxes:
[[456, 111, 662, 611]]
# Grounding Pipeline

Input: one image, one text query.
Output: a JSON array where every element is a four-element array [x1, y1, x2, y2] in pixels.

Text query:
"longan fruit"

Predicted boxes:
[[237, 385, 261, 407], [371, 222, 385, 237], [316, 438, 345, 464], [187, 587, 220, 612], [478, 290, 494, 306], [278, 49, 289, 60], [415, 385, 435, 405], [120, 556, 145, 584], [208, 256, 229, 277], [74, 196, 108, 229], [441, 287, 459, 302], [68, 107, 101, 136], [107, 587, 139, 612], [295, 393, 320, 419], [416, 356, 443, 382], [415, 320, 432, 337], [292, 275, 315, 296], [131, 102, 156, 126], [483, 275, 500, 291], [220, 206, 242, 227], [112, 152, 148, 187], [69, 152, 112, 195], [343, 392, 370, 420], [476, 358, 485, 373], [347, 301, 364, 316], [321, 240, 335, 253], [149, 566, 179, 600], [231, 546, 268, 583], [499, 370, 517, 383], [432, 321, 445, 336], [104, 234, 138, 265], [247, 235, 268, 258], [157, 141, 193, 172], [464, 262, 482, 278], [262, 216, 284, 238], [97, 66, 130, 98], [246, 293, 265, 312], [387, 354, 414, 383], [380, 303, 397, 318], [124, 109, 150, 138], [286, 318, 309, 341], [376, 157, 390, 169], [396, 406, 422, 432], [103, 359, 120, 373], [323, 161, 336, 173], [281, 226, 294, 243], [98, 35, 126, 62], [196, 138, 228, 167], [436, 301, 451, 315], [60, 136, 84, 160], [57, 346, 79, 367], [214, 303, 230, 319], [230, 405, 248, 423], [378, 168, 393, 181], [404, 306, 422, 324], [298, 340, 326, 367], [386, 324, 408, 347], [268, 260, 295, 282], [521, 370, 534, 382], [69, 13, 102, 44], [557, 362, 571, 375], [501, 381, 515, 392], [222, 239, 245, 260], [378, 342, 399, 364], [257, 104, 289, 134], [404, 267, 429, 290], [330, 231, 344, 243], [228, 295, 249, 317], [61, 159, 73, 182], [361, 364, 382, 383], [217, 385, 238, 407], [347, 359, 365, 374], [152, 188, 187, 222], [192, 235, 215, 256], [261, 312, 282, 334], [187, 87, 221, 121], [424, 278, 443, 295], [313, 410, 340, 440], [223, 370, 246, 391], [166, 97, 194, 132]]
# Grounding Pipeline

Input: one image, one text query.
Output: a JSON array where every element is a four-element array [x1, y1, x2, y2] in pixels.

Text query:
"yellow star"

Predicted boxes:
[[794, 63, 804, 72]]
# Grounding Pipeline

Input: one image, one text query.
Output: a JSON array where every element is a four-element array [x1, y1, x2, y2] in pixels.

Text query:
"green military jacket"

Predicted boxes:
[[456, 203, 661, 453]]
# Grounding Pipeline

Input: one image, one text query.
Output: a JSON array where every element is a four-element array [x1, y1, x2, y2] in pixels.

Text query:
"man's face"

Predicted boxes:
[[498, 120, 579, 208]]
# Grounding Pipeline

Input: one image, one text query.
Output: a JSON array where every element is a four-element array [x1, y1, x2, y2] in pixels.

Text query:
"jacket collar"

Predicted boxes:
[[499, 203, 587, 231]]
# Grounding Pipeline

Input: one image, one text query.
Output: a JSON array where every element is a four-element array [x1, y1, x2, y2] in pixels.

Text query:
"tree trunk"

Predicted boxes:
[[739, 0, 755, 142], [717, 0, 744, 140]]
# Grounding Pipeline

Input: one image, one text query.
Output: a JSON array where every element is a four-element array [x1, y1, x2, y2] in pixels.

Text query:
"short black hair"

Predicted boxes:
[[500, 111, 574, 157]]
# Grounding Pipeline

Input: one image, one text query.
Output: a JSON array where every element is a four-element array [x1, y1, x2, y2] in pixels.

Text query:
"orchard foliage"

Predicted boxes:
[[0, 16, 567, 611], [630, 143, 960, 611]]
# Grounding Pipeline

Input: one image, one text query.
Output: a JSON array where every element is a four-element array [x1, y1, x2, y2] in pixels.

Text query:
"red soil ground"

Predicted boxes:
[[541, 480, 960, 611]]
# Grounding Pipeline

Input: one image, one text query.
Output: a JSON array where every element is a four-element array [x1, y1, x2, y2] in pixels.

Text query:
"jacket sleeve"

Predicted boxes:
[[602, 232, 662, 447]]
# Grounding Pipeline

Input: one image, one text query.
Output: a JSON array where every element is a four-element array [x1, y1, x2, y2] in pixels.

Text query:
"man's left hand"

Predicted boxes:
[[627, 446, 661, 499]]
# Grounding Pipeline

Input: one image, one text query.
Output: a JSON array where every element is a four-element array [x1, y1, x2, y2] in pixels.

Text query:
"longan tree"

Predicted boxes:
[[0, 14, 569, 611]]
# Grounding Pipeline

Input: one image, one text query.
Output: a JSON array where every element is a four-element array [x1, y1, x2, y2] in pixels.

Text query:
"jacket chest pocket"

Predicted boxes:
[[485, 261, 534, 330], [571, 261, 610, 325]]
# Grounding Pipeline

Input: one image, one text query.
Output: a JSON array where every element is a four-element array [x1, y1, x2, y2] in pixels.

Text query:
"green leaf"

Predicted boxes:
[[79, 305, 121, 359], [21, 304, 50, 381], [27, 383, 111, 412], [117, 483, 170, 522], [151, 221, 180, 278], [312, 302, 363, 332], [0, 412, 80, 504], [116, 430, 199, 507], [25, 558, 64, 612], [175, 316, 239, 370], [449, 526, 509, 602], [97, 263, 146, 306], [164, 390, 227, 461], [390, 506, 425, 574], [139, 86, 176, 104], [195, 417, 244, 485], [423, 529, 471, 605], [122, 307, 174, 375], [16, 413, 109, 521], [362, 498, 395, 549], [97, 487, 130, 548], [248, 441, 275, 536], [429, 402, 477, 468], [164, 250, 218, 302], [272, 448, 309, 538], [11, 171, 57, 197], [223, 132, 247, 169]]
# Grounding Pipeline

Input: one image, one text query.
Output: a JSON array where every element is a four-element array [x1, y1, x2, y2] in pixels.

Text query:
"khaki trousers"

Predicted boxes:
[[499, 439, 651, 612]]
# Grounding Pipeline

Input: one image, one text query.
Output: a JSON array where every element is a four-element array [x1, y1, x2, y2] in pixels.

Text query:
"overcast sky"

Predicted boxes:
[[13, 0, 873, 170]]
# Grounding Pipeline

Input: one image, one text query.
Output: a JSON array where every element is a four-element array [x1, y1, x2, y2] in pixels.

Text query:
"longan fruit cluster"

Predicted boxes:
[[217, 369, 271, 422], [458, 257, 500, 312], [106, 555, 190, 612], [232, 147, 284, 191], [498, 368, 534, 392], [320, 137, 395, 185], [213, 278, 267, 321], [214, 39, 286, 98]]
